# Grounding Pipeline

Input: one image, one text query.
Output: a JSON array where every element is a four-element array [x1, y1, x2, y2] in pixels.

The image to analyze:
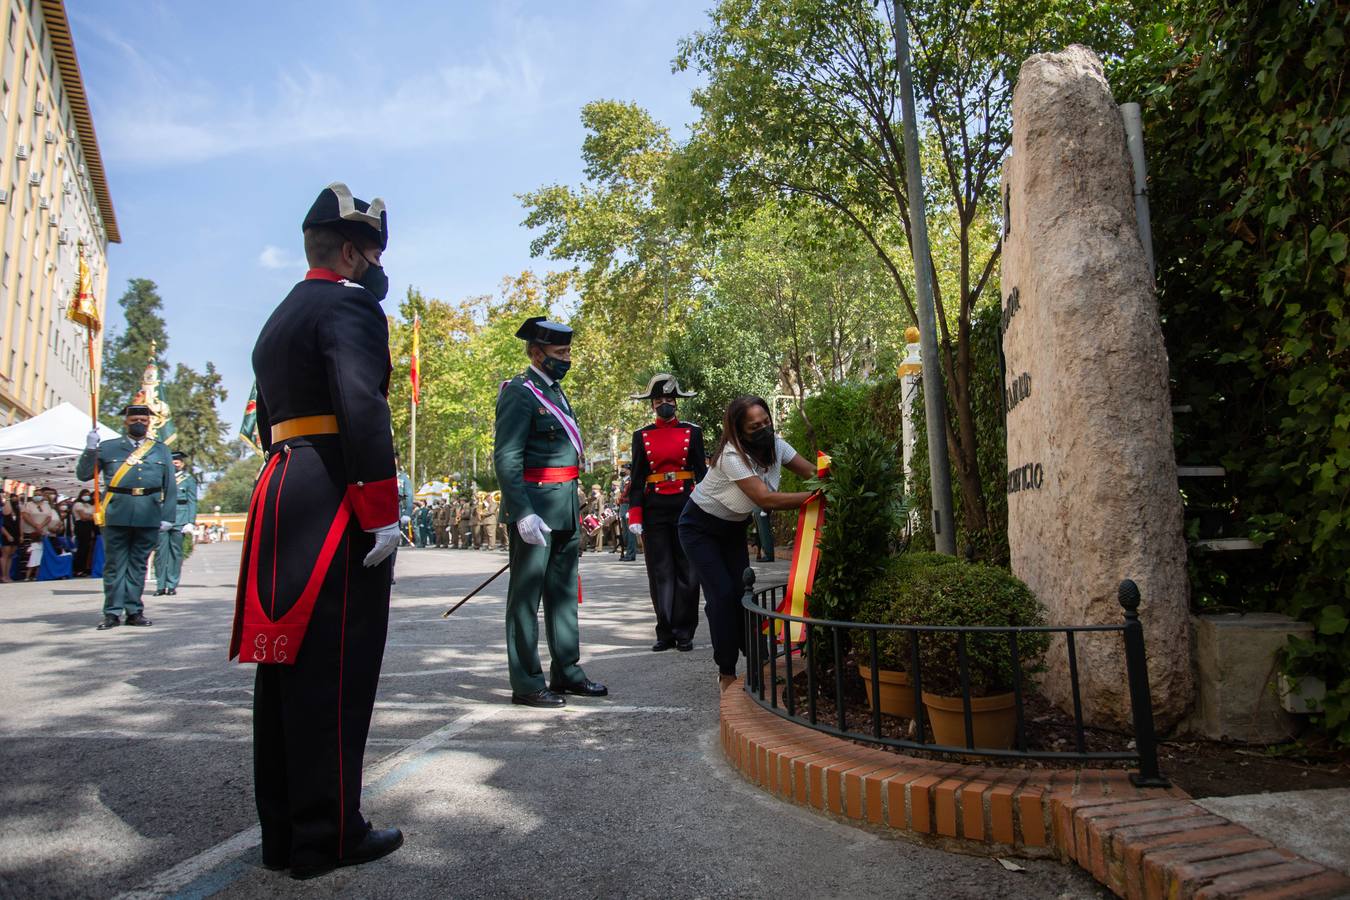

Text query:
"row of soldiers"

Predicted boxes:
[[408, 493, 502, 549]]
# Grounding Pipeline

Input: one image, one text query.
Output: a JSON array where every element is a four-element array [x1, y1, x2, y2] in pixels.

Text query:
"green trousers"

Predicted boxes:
[[102, 525, 158, 616], [505, 523, 586, 694], [155, 526, 185, 591]]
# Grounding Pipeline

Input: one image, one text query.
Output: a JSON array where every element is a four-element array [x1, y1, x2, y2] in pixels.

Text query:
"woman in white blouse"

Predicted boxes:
[[678, 396, 817, 691]]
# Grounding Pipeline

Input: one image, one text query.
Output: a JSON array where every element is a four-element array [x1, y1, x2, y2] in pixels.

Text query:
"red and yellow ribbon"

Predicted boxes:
[[771, 451, 830, 645]]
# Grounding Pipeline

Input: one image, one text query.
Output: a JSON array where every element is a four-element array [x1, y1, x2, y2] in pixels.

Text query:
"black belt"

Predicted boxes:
[[108, 486, 162, 497]]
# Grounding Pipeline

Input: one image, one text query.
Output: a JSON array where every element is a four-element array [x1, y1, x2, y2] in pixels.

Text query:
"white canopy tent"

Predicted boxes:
[[0, 402, 119, 495]]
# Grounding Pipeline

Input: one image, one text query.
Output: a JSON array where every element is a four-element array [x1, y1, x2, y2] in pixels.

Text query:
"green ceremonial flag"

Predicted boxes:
[[239, 382, 262, 454]]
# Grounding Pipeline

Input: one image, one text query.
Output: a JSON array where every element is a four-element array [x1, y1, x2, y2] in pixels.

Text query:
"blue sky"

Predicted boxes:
[[70, 0, 710, 432]]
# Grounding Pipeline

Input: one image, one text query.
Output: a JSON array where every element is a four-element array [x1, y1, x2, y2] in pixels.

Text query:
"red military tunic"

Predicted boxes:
[[628, 417, 706, 526]]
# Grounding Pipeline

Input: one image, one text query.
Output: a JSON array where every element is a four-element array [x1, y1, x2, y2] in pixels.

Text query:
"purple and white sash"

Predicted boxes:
[[501, 377, 584, 457]]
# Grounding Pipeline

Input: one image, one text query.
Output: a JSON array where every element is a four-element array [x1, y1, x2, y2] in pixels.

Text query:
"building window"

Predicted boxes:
[[2, 252, 9, 287], [7, 12, 14, 49]]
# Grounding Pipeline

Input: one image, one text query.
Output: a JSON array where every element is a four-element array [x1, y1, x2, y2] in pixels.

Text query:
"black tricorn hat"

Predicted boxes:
[[120, 404, 152, 417], [515, 316, 572, 346], [302, 182, 388, 250], [630, 373, 695, 400]]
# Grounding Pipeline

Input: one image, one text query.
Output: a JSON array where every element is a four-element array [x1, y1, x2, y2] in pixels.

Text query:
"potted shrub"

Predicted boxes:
[[867, 554, 1048, 748], [852, 553, 960, 718]]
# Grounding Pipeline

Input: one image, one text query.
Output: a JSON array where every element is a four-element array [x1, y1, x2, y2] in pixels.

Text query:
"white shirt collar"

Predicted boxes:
[[529, 364, 554, 387]]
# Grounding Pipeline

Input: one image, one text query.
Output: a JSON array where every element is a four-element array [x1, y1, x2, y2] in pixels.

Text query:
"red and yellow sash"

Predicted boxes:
[[772, 451, 830, 645]]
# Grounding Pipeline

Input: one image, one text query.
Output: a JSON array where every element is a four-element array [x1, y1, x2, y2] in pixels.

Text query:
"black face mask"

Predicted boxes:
[[744, 426, 775, 455], [127, 422, 148, 439], [655, 402, 676, 420], [540, 355, 570, 382], [356, 256, 389, 301]]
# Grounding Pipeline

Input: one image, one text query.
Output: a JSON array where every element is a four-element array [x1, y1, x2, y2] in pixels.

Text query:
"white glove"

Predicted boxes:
[[86, 429, 101, 450], [629, 523, 643, 536], [159, 521, 173, 532], [400, 515, 411, 526], [363, 523, 400, 567], [516, 513, 551, 546]]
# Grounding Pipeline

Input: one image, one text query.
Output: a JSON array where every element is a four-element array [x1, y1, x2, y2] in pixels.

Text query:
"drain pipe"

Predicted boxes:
[[1120, 102, 1155, 278]]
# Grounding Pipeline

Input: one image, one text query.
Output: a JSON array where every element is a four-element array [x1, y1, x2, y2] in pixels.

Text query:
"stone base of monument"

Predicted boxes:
[[1187, 612, 1314, 743]]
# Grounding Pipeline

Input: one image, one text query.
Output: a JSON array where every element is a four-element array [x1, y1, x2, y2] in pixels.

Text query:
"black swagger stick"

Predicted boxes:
[[441, 562, 511, 618]]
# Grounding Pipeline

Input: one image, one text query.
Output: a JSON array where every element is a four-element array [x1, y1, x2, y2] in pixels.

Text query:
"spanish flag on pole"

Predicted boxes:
[[771, 451, 831, 645], [409, 314, 421, 406]]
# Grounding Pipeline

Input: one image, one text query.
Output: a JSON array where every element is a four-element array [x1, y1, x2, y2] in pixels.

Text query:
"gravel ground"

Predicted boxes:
[[0, 543, 1107, 899]]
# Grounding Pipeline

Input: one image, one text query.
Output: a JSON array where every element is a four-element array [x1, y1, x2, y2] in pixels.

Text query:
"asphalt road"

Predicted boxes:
[[0, 542, 1106, 899]]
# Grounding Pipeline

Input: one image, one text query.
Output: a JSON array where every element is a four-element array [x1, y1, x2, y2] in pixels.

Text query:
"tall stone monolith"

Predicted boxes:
[[1001, 46, 1192, 731]]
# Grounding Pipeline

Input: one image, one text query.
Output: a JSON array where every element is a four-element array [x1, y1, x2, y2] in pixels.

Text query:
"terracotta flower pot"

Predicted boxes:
[[857, 663, 916, 718], [921, 690, 1017, 749]]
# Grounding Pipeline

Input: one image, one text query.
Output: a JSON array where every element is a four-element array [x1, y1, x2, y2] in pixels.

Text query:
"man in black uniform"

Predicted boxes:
[[627, 374, 707, 651], [229, 183, 403, 880]]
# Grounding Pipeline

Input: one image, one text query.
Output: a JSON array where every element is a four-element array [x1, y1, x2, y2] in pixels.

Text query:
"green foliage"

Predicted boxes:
[[201, 455, 264, 514], [909, 301, 1008, 564], [856, 553, 1048, 696], [1111, 0, 1350, 744], [665, 300, 780, 444], [162, 362, 231, 471], [812, 428, 909, 623]]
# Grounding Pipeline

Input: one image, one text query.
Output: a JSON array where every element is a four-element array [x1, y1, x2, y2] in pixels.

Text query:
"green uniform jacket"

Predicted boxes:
[[398, 471, 414, 519], [493, 369, 581, 532], [173, 471, 199, 527], [76, 436, 177, 528]]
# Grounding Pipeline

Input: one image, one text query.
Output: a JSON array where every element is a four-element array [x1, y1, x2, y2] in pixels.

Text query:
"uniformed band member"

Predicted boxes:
[[493, 316, 607, 708], [77, 404, 177, 629], [154, 451, 198, 595], [228, 183, 403, 879], [627, 375, 707, 651]]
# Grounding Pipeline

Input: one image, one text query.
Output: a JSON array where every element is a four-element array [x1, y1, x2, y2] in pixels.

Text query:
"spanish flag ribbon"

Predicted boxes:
[[409, 314, 421, 406], [772, 451, 830, 645]]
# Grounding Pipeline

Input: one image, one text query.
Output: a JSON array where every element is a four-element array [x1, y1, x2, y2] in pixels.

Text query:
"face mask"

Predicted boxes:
[[356, 258, 389, 301], [655, 402, 676, 420], [540, 355, 570, 382], [79, 495, 90, 502], [744, 426, 775, 453], [127, 422, 148, 439]]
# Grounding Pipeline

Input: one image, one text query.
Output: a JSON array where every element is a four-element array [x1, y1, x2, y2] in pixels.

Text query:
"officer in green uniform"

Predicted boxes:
[[154, 451, 198, 595], [494, 316, 607, 708], [396, 461, 414, 544], [77, 404, 177, 630]]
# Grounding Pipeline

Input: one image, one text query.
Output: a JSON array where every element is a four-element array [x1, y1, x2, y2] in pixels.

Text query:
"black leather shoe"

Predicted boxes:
[[652, 639, 675, 652], [550, 679, 608, 697], [511, 689, 566, 708], [124, 613, 153, 626], [166, 588, 177, 595], [153, 589, 166, 596], [96, 614, 120, 630], [291, 827, 404, 880], [676, 639, 694, 652]]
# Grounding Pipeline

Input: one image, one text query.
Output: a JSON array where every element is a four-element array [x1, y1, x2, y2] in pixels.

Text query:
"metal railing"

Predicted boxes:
[[740, 570, 1168, 787]]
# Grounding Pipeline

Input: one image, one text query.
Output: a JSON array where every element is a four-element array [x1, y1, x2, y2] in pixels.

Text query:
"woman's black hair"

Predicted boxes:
[[710, 395, 774, 469]]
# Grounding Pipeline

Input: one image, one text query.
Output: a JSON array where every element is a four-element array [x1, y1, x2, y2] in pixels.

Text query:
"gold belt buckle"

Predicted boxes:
[[130, 487, 145, 496], [663, 471, 677, 482]]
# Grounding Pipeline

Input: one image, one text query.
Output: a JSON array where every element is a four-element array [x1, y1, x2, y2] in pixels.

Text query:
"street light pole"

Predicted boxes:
[[893, 0, 956, 554]]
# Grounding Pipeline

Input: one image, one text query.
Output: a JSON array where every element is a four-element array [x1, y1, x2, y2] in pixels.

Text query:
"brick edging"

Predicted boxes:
[[721, 680, 1349, 899]]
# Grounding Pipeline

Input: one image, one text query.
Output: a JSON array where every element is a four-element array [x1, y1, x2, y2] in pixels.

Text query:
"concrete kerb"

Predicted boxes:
[[721, 680, 1350, 899]]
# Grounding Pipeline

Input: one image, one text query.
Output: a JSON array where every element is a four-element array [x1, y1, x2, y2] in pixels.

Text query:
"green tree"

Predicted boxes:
[[672, 0, 1156, 539], [100, 278, 169, 425], [162, 362, 231, 471], [201, 454, 263, 514]]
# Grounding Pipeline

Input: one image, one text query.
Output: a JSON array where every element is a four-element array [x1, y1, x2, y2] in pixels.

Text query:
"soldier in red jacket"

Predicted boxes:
[[627, 375, 708, 651], [229, 183, 403, 879]]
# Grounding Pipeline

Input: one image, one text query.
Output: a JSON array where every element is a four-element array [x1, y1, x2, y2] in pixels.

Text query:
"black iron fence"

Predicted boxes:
[[740, 570, 1168, 787]]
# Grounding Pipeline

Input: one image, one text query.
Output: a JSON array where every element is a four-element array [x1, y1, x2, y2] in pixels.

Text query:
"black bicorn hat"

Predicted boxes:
[[630, 373, 695, 400], [171, 450, 188, 461], [515, 316, 572, 346], [120, 404, 152, 417], [302, 182, 389, 250]]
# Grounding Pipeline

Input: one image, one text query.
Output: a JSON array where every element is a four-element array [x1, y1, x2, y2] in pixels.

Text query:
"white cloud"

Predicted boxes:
[[257, 245, 305, 270]]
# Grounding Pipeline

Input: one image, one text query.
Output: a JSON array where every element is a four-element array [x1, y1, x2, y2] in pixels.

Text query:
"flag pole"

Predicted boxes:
[[86, 327, 99, 513]]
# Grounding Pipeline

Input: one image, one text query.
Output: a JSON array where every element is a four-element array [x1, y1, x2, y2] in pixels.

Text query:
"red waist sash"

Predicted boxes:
[[523, 466, 579, 483]]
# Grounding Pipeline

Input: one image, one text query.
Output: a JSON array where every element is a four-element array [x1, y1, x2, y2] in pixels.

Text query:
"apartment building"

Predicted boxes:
[[0, 0, 117, 425]]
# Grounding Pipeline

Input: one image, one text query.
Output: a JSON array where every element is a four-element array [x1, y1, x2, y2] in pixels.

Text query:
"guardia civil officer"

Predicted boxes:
[[627, 375, 707, 651], [77, 404, 176, 629], [154, 451, 197, 595], [228, 183, 403, 879], [494, 317, 607, 708]]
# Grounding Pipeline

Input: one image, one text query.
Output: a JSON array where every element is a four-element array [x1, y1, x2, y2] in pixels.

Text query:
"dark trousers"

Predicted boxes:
[[253, 531, 391, 871], [101, 525, 158, 616], [73, 520, 97, 575], [505, 524, 585, 694], [642, 516, 699, 642], [678, 500, 751, 676], [618, 504, 637, 558]]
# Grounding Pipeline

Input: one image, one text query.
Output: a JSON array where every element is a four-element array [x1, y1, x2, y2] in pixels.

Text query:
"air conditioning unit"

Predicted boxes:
[[58, 228, 69, 244], [47, 213, 57, 227], [0, 190, 9, 204], [38, 196, 48, 209], [16, 144, 27, 160], [44, 129, 55, 144], [34, 100, 45, 115], [76, 164, 84, 175], [62, 180, 71, 195], [28, 171, 41, 186]]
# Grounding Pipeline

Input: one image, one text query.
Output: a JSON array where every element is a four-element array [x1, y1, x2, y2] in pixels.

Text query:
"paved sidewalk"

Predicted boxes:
[[0, 544, 1106, 898]]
